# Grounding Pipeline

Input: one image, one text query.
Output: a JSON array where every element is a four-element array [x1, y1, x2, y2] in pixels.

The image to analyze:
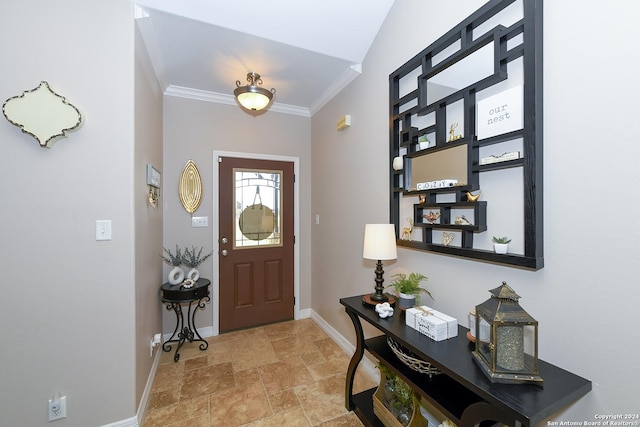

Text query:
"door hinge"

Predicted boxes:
[[294, 297, 296, 305], [293, 235, 296, 244], [293, 174, 296, 183]]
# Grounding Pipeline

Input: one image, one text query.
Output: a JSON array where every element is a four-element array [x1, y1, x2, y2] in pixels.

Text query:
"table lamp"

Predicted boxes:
[[363, 224, 397, 303]]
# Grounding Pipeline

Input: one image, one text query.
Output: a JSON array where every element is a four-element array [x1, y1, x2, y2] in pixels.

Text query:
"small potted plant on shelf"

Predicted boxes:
[[386, 272, 432, 309], [492, 236, 511, 254]]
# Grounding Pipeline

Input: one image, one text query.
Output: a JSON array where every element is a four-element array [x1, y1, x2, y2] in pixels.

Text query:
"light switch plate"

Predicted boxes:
[[192, 216, 208, 228], [96, 220, 112, 240]]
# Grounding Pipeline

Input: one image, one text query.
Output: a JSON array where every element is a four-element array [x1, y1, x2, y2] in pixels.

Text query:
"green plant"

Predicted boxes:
[[386, 272, 432, 300], [182, 246, 213, 268], [391, 376, 413, 409], [161, 245, 183, 266], [492, 236, 512, 244]]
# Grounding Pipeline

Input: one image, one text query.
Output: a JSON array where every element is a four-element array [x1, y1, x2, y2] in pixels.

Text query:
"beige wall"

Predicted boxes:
[[0, 0, 140, 425], [312, 0, 640, 420], [134, 23, 164, 408], [162, 97, 312, 331]]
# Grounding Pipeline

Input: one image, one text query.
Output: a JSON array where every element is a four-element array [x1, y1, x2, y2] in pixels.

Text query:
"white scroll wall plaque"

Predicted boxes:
[[2, 81, 82, 148]]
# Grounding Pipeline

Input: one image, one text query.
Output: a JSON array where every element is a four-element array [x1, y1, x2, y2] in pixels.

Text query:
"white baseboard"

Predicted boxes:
[[101, 341, 163, 427], [101, 416, 138, 427], [310, 309, 379, 382], [297, 308, 311, 319]]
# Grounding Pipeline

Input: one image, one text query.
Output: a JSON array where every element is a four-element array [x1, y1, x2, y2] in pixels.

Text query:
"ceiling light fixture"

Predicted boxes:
[[234, 72, 275, 111]]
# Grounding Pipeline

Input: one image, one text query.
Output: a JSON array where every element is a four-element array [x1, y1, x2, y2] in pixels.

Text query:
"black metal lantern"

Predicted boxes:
[[471, 282, 543, 385]]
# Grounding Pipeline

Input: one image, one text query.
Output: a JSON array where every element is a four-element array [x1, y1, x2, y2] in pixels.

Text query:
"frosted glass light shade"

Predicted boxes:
[[363, 224, 397, 260], [235, 90, 271, 111]]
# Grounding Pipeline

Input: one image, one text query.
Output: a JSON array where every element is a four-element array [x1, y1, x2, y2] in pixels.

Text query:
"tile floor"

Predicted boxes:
[[142, 318, 378, 427]]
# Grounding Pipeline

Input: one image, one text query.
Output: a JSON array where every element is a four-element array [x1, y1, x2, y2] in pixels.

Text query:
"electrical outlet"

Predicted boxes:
[[150, 333, 162, 357], [48, 395, 67, 421]]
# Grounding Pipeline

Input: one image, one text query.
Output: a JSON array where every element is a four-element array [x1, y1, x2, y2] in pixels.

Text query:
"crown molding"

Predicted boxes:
[[164, 86, 311, 117], [134, 6, 168, 91], [308, 63, 362, 116]]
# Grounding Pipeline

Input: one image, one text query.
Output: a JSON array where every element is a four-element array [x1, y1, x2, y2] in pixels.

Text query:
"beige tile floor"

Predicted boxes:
[[142, 318, 377, 427]]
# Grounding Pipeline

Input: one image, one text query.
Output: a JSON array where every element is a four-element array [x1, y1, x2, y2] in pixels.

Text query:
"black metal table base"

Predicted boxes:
[[162, 296, 210, 362]]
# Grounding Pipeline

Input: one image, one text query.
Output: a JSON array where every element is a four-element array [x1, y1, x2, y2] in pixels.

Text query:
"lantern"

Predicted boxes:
[[471, 282, 543, 385]]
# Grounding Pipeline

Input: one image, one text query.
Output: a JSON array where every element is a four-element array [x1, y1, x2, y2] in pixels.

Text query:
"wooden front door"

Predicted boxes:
[[218, 156, 294, 332]]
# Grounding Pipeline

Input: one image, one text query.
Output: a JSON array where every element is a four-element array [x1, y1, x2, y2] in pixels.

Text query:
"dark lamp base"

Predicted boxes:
[[362, 294, 396, 306]]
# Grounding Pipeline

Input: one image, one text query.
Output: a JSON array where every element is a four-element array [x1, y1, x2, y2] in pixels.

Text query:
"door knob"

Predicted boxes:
[[221, 237, 228, 244], [221, 249, 228, 257]]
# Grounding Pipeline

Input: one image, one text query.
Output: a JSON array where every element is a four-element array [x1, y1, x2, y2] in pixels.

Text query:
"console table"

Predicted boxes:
[[161, 278, 210, 362], [340, 295, 591, 427]]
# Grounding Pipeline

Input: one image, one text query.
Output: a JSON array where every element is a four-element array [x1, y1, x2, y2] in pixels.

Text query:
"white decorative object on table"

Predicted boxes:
[[162, 245, 185, 285], [168, 266, 185, 285], [186, 268, 200, 282], [375, 302, 394, 318], [406, 306, 458, 341]]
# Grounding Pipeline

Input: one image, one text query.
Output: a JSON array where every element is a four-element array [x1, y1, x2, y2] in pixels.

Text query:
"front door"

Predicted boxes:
[[218, 156, 294, 332]]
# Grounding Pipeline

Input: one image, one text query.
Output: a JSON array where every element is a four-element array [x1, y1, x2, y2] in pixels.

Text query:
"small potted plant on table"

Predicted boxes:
[[386, 272, 432, 309]]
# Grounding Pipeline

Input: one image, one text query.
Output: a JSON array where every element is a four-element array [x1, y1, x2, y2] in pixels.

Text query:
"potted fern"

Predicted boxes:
[[386, 272, 432, 309], [492, 236, 511, 254]]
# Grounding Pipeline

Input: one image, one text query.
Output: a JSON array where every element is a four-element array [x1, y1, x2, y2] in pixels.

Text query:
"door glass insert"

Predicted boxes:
[[233, 168, 282, 248]]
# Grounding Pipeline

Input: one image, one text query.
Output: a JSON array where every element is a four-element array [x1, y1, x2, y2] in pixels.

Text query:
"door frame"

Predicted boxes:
[[211, 150, 300, 336]]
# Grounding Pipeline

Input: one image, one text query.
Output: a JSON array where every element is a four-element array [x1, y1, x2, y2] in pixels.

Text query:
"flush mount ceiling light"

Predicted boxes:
[[234, 72, 276, 111]]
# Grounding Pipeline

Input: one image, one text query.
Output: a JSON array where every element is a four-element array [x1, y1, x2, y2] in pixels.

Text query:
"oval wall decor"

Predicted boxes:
[[179, 160, 203, 214]]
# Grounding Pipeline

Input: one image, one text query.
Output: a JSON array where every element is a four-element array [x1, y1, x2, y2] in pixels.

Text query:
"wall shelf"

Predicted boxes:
[[388, 0, 544, 270]]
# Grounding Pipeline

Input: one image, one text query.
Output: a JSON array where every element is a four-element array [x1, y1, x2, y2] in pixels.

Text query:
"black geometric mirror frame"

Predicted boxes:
[[389, 0, 543, 270]]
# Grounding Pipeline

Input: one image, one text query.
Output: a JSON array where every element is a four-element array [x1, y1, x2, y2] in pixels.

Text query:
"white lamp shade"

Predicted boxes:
[[363, 224, 398, 260]]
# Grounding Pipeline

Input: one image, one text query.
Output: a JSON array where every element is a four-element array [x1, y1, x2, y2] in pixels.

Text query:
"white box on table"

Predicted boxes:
[[406, 306, 458, 341], [422, 306, 458, 339]]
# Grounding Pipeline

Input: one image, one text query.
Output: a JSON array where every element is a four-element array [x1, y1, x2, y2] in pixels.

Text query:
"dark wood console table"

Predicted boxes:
[[161, 278, 210, 362], [341, 295, 591, 427]]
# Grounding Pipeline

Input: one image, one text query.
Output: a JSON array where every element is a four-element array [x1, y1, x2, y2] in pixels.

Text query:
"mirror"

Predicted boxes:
[[424, 42, 495, 106], [2, 81, 82, 148], [389, 0, 543, 270], [407, 145, 468, 191]]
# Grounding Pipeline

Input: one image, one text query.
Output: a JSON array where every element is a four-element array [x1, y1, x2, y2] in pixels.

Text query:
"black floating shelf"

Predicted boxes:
[[398, 239, 544, 270], [473, 158, 524, 172]]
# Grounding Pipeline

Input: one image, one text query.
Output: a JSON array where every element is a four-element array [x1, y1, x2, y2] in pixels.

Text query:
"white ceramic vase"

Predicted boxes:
[[493, 243, 509, 254], [392, 156, 403, 171], [186, 268, 200, 282], [168, 266, 185, 285]]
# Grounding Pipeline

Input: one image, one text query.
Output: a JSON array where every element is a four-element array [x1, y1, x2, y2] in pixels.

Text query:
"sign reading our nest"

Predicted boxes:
[[476, 85, 523, 140]]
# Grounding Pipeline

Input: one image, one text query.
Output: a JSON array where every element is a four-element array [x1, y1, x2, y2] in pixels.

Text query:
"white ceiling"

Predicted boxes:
[[134, 0, 395, 116]]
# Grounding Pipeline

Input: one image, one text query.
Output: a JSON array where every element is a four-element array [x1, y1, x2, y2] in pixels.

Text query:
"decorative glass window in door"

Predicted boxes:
[[233, 168, 282, 248]]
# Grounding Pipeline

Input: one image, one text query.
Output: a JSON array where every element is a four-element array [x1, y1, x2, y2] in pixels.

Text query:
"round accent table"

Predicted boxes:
[[160, 278, 211, 362]]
